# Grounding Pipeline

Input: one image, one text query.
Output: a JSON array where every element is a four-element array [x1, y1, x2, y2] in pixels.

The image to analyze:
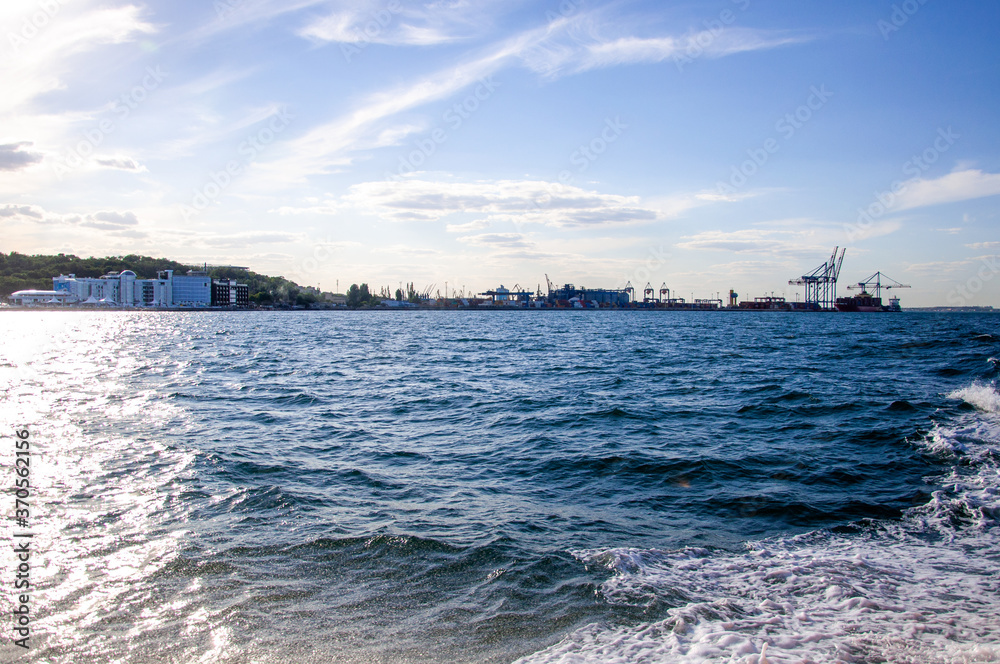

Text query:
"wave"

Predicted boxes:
[[517, 381, 1000, 664], [947, 381, 1000, 413]]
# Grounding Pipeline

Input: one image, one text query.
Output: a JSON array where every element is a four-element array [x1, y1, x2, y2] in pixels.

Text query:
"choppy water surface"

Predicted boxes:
[[1, 311, 999, 663]]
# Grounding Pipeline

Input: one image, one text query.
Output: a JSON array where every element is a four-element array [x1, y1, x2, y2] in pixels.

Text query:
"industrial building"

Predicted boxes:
[[548, 283, 631, 307]]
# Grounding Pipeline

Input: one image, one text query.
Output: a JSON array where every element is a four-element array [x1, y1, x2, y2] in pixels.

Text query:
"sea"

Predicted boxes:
[[1, 310, 999, 664]]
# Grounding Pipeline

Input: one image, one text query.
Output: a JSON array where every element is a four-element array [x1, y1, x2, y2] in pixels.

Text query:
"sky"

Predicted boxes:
[[1, 0, 999, 306]]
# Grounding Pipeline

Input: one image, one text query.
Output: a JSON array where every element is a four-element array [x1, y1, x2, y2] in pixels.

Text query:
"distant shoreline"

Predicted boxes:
[[1, 306, 995, 314]]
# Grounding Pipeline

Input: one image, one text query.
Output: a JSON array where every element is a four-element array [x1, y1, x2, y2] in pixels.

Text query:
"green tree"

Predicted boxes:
[[251, 291, 273, 305], [407, 282, 420, 304], [346, 283, 362, 308]]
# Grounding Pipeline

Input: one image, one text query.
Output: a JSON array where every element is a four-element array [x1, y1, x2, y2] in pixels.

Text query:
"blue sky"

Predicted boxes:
[[2, 0, 999, 305]]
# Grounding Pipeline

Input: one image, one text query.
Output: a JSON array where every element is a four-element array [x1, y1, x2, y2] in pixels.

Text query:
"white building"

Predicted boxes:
[[52, 270, 176, 307], [7, 290, 72, 306]]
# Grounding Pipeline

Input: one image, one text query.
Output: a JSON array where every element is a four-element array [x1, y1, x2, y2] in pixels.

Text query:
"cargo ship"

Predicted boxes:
[[836, 271, 908, 312], [835, 291, 889, 312]]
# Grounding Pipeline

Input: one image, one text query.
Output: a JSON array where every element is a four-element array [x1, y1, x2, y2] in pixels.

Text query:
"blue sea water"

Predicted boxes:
[[1, 310, 999, 663]]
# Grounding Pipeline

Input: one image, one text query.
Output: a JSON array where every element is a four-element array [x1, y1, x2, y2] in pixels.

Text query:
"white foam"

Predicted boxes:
[[947, 381, 1000, 413], [518, 387, 1000, 664]]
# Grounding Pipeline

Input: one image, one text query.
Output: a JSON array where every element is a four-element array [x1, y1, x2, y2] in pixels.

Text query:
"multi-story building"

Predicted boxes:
[[170, 270, 212, 306], [211, 279, 250, 307], [48, 268, 236, 307]]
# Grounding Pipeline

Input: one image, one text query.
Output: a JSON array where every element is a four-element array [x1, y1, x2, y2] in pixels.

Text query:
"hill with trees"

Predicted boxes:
[[0, 252, 311, 306]]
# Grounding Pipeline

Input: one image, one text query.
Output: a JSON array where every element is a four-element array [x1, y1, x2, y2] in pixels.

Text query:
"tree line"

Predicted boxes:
[[0, 252, 435, 309]]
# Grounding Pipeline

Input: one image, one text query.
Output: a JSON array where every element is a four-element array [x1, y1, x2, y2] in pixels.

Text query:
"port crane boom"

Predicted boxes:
[[846, 272, 910, 300], [789, 246, 845, 310]]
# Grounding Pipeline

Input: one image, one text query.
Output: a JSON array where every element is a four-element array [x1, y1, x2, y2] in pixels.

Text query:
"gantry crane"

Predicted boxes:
[[789, 247, 845, 310], [846, 272, 911, 300]]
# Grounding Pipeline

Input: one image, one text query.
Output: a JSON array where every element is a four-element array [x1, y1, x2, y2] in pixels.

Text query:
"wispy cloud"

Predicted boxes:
[[248, 33, 524, 185], [248, 11, 810, 185], [298, 0, 505, 46], [0, 202, 143, 233], [521, 23, 809, 77], [0, 4, 156, 115], [342, 177, 663, 228], [197, 231, 304, 248], [905, 258, 984, 276], [676, 229, 830, 258], [84, 210, 139, 229], [893, 169, 1000, 211], [95, 156, 146, 172], [458, 232, 534, 249]]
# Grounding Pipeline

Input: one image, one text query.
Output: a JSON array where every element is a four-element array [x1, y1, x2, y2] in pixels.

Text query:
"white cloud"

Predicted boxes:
[[198, 231, 304, 248], [905, 259, 978, 276], [343, 177, 663, 228], [893, 169, 1000, 211], [520, 18, 809, 78], [87, 210, 139, 227], [845, 218, 903, 242], [271, 200, 341, 216], [296, 0, 509, 46], [0, 4, 156, 115], [0, 142, 43, 170], [0, 204, 44, 219], [248, 12, 810, 186], [446, 219, 490, 233], [0, 203, 145, 233], [94, 156, 146, 172], [458, 232, 533, 249], [967, 241, 1000, 250], [676, 229, 829, 258]]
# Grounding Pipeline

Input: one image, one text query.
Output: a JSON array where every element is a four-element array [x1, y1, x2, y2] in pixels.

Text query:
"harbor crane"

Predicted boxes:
[[624, 281, 635, 303], [847, 272, 910, 300], [789, 247, 845, 310], [660, 283, 669, 302], [643, 282, 655, 302]]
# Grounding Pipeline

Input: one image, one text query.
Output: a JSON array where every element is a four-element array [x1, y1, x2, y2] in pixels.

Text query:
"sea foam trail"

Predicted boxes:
[[517, 383, 1000, 664], [947, 381, 1000, 414]]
